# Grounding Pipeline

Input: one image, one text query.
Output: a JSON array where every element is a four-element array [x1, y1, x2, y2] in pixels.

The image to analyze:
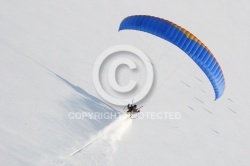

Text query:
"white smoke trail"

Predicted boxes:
[[64, 114, 132, 165]]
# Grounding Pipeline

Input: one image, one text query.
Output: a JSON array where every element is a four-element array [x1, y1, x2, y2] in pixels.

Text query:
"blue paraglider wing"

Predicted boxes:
[[119, 15, 225, 100]]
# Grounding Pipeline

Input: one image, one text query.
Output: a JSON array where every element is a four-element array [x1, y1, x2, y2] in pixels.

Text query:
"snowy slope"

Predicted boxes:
[[0, 43, 120, 165], [1, 0, 250, 166]]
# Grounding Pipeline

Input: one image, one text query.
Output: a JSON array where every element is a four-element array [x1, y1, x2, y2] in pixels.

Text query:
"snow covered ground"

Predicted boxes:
[[1, 0, 250, 165]]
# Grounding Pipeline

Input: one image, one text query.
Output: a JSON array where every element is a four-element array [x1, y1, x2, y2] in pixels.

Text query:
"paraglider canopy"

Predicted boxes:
[[119, 15, 225, 100]]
